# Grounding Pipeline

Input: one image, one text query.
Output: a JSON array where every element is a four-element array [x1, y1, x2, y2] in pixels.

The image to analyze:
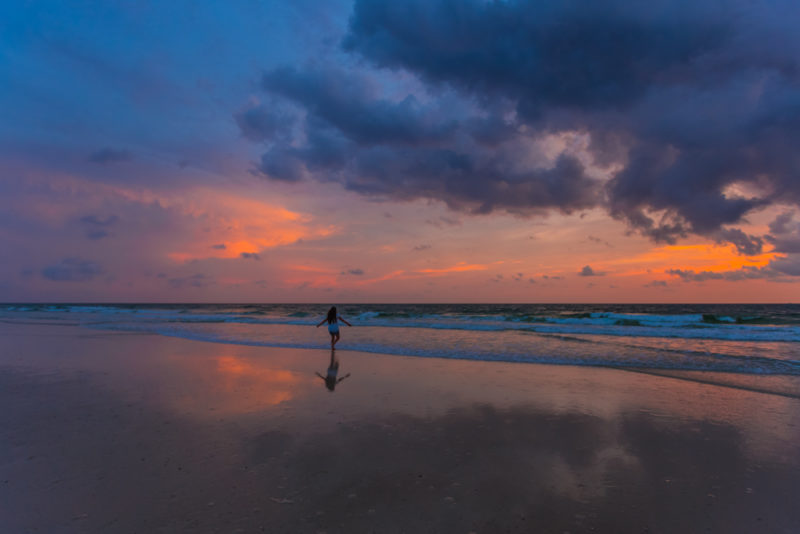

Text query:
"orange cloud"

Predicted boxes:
[[417, 262, 489, 275], [17, 172, 334, 263], [165, 188, 334, 262], [352, 269, 407, 285], [286, 264, 332, 273], [604, 243, 778, 277]]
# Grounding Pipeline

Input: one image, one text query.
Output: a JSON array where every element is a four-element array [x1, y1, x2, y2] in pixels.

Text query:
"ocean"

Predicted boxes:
[[2, 304, 799, 389]]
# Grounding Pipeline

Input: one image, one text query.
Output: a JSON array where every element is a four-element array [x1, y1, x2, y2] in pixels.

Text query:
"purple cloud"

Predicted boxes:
[[79, 215, 119, 240], [168, 273, 214, 289], [42, 258, 103, 282]]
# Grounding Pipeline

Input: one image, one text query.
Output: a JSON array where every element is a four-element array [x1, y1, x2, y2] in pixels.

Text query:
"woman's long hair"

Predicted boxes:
[[326, 306, 337, 324]]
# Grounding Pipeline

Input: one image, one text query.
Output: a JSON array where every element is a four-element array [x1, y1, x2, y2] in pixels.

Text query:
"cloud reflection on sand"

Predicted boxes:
[[1, 324, 799, 532], [163, 352, 313, 416], [248, 404, 800, 533]]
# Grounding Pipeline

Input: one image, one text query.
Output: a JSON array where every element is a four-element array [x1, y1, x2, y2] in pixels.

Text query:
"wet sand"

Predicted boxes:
[[1, 322, 799, 533]]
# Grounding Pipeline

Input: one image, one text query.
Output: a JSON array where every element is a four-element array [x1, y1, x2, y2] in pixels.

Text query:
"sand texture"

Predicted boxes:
[[1, 323, 799, 533]]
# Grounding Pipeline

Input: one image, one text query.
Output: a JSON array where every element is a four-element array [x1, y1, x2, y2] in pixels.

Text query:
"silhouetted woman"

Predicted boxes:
[[316, 306, 352, 350]]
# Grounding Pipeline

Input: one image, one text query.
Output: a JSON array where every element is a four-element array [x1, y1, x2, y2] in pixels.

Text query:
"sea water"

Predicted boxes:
[[2, 303, 799, 394]]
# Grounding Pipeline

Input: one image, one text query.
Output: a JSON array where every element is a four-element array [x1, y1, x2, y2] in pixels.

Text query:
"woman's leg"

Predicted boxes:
[[333, 332, 340, 348], [330, 333, 336, 349]]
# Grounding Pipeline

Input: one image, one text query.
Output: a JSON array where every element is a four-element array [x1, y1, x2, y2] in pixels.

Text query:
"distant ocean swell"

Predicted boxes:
[[3, 304, 799, 342]]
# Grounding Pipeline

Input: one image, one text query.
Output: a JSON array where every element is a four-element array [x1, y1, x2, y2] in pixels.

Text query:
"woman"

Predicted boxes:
[[316, 306, 352, 350]]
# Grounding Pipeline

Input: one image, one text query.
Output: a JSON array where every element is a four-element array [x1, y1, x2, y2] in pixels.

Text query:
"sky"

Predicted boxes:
[[1, 0, 799, 303]]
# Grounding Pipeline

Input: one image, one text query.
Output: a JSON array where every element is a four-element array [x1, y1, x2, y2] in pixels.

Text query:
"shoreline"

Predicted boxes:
[[1, 323, 799, 532], [12, 315, 800, 401]]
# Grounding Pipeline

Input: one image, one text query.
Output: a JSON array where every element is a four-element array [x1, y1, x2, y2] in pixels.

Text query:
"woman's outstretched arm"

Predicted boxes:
[[316, 318, 327, 327], [339, 316, 352, 327]]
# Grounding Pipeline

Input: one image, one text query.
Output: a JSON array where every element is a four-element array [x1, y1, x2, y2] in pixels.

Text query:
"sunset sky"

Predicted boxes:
[[2, 0, 800, 303]]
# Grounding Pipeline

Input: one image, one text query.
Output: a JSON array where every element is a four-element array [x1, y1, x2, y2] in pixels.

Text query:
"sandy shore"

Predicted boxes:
[[1, 322, 799, 533]]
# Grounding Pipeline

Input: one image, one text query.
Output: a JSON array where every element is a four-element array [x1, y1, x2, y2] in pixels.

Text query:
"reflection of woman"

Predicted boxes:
[[316, 350, 351, 391], [316, 306, 352, 350]]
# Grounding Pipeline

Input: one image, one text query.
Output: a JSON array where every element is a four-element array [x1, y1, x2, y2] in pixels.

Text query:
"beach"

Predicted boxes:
[[7, 1, 800, 532], [0, 324, 800, 533], [1, 321, 799, 533]]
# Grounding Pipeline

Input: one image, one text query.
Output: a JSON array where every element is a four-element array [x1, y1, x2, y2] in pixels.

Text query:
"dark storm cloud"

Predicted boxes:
[[42, 258, 103, 281], [713, 228, 764, 256], [240, 252, 261, 260], [757, 211, 800, 278], [667, 268, 725, 282], [770, 237, 800, 254], [234, 105, 293, 142], [579, 265, 604, 277], [667, 259, 800, 281], [251, 66, 601, 212], [769, 256, 800, 276], [766, 212, 800, 253], [261, 67, 458, 146], [257, 147, 307, 182], [343, 0, 728, 112], [88, 148, 132, 164], [248, 0, 800, 249], [768, 212, 796, 236]]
